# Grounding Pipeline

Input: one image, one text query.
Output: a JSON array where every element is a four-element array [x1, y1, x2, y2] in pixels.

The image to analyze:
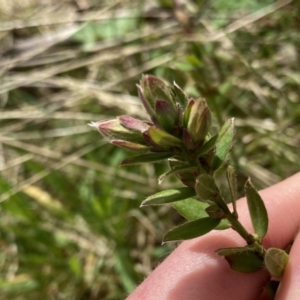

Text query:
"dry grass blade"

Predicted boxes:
[[0, 141, 106, 203], [0, 153, 33, 172], [0, 111, 103, 121], [2, 139, 153, 185], [0, 25, 82, 71]]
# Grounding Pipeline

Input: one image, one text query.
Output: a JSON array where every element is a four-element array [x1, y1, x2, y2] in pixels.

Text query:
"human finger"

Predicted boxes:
[[274, 230, 300, 300]]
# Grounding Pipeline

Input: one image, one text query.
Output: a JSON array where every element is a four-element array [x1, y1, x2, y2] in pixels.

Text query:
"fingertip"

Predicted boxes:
[[275, 230, 300, 300], [259, 172, 300, 249]]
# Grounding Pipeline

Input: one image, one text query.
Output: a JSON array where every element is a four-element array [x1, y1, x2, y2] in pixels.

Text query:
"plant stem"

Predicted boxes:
[[189, 147, 263, 250], [225, 211, 255, 244], [217, 194, 266, 256]]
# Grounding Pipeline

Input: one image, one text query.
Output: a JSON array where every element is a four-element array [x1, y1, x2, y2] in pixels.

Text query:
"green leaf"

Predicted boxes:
[[141, 187, 196, 206], [195, 174, 228, 211], [164, 217, 220, 242], [215, 219, 231, 230], [217, 246, 264, 273], [173, 198, 209, 220], [173, 199, 231, 230], [213, 118, 235, 170], [158, 166, 197, 184], [264, 248, 289, 278], [226, 166, 238, 215], [196, 133, 218, 155], [195, 174, 219, 201], [120, 152, 172, 166], [245, 179, 268, 238]]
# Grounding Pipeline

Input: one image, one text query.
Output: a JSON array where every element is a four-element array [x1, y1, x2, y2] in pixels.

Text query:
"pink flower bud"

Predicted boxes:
[[118, 116, 150, 132], [89, 119, 146, 145], [137, 75, 178, 131]]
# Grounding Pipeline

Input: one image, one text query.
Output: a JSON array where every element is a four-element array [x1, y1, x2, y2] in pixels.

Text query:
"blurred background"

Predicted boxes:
[[0, 0, 299, 299]]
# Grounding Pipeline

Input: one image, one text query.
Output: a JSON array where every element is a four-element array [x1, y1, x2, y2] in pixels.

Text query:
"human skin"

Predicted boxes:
[[126, 172, 300, 300]]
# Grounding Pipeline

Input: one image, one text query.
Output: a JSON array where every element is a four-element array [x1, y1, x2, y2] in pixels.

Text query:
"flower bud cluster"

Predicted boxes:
[[90, 75, 213, 187]]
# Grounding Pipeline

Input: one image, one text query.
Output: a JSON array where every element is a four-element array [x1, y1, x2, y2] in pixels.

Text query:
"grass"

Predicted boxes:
[[0, 0, 299, 299]]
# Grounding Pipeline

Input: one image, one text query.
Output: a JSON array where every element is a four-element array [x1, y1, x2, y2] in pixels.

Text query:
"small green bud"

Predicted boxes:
[[185, 99, 212, 145]]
